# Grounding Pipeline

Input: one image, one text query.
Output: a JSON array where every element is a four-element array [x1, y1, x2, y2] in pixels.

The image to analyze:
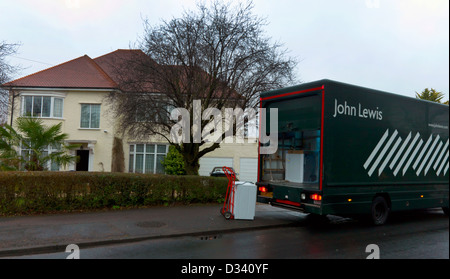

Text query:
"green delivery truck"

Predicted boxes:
[[256, 79, 449, 225]]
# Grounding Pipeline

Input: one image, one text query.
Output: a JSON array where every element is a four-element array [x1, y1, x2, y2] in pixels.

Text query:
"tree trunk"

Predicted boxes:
[[111, 137, 125, 172], [184, 160, 200, 175], [177, 141, 222, 175], [181, 143, 200, 175]]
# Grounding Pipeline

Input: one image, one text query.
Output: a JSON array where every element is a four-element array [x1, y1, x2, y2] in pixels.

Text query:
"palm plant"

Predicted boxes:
[[415, 88, 445, 103], [0, 117, 78, 171]]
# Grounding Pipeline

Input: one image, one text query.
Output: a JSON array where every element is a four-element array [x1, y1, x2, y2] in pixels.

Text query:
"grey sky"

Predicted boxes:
[[1, 0, 448, 101]]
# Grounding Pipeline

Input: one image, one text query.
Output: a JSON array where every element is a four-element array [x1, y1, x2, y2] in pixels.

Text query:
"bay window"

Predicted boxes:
[[22, 95, 64, 118], [129, 144, 168, 174]]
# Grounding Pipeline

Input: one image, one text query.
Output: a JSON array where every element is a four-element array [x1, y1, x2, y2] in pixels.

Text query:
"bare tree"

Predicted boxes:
[[0, 42, 20, 124], [109, 1, 298, 174]]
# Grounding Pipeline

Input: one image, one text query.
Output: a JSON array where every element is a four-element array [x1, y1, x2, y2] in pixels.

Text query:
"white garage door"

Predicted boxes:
[[199, 157, 234, 176], [239, 158, 258, 183]]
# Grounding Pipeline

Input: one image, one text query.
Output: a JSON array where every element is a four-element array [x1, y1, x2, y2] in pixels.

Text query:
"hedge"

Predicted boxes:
[[0, 172, 228, 216]]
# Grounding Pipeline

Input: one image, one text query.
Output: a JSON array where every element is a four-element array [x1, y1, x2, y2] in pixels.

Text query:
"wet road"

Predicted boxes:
[[9, 209, 449, 259]]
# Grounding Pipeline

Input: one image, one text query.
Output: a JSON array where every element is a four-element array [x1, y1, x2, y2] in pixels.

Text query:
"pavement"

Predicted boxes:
[[0, 203, 303, 257]]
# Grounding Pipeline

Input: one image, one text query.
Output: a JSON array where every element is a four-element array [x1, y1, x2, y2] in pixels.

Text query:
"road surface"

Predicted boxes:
[[9, 208, 448, 259]]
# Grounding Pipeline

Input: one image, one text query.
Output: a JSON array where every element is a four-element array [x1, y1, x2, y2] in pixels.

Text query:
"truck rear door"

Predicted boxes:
[[257, 88, 324, 211]]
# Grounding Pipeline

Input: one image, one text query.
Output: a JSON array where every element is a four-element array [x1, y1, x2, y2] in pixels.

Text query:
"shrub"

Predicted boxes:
[[0, 117, 78, 171], [161, 145, 186, 175], [0, 172, 228, 216]]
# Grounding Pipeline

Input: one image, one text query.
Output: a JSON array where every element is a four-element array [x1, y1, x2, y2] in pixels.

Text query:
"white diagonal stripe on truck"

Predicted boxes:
[[379, 137, 402, 176], [413, 134, 433, 170], [434, 139, 449, 170], [425, 141, 443, 175], [364, 129, 389, 170], [417, 135, 440, 176], [390, 132, 411, 170], [394, 132, 420, 176], [368, 130, 398, 177], [365, 130, 448, 177], [437, 149, 449, 176], [403, 138, 423, 176]]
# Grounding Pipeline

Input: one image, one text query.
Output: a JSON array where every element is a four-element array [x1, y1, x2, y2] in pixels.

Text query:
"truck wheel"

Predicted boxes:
[[371, 196, 389, 225], [443, 207, 449, 216]]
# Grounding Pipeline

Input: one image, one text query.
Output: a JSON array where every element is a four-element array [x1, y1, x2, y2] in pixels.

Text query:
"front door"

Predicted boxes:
[[76, 150, 89, 171]]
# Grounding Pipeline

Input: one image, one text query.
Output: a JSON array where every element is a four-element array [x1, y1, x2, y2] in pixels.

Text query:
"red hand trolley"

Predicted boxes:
[[220, 166, 236, 220]]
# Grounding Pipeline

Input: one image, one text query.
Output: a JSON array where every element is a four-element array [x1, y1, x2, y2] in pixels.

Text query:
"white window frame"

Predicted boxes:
[[20, 93, 65, 119], [19, 141, 61, 171], [129, 143, 169, 174], [80, 103, 101, 129]]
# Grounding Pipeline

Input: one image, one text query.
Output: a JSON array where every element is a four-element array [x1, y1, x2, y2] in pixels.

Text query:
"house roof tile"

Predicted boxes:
[[3, 49, 241, 100], [94, 49, 158, 92], [3, 55, 118, 89]]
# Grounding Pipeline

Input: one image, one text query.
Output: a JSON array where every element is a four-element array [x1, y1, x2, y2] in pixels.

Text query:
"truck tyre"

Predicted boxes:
[[371, 196, 389, 225], [443, 207, 449, 216]]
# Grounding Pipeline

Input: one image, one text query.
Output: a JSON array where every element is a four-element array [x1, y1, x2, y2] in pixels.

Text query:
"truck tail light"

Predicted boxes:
[[310, 194, 322, 201], [258, 186, 267, 193]]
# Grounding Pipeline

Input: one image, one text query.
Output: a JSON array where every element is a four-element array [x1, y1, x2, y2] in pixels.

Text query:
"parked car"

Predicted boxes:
[[210, 166, 239, 180]]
